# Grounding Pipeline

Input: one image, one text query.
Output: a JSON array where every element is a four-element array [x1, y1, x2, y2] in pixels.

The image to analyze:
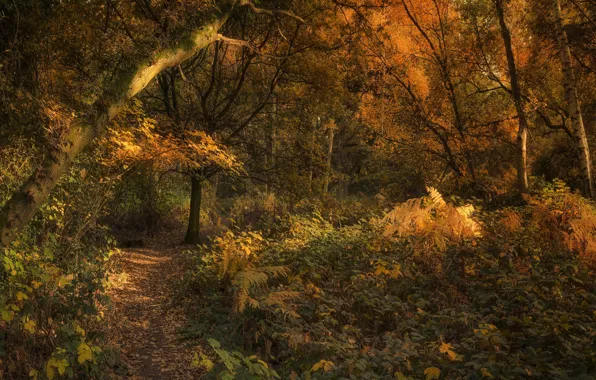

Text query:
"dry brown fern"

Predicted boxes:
[[381, 187, 479, 255]]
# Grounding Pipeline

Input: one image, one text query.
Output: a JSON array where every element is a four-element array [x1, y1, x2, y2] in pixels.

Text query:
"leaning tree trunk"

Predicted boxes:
[[495, 0, 529, 194], [553, 0, 595, 198], [0, 10, 232, 247], [184, 177, 203, 245]]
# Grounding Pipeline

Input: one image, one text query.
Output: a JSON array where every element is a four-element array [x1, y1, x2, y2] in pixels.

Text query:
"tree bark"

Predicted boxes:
[[184, 176, 203, 245], [0, 10, 232, 247], [323, 125, 335, 194], [553, 0, 595, 198], [495, 0, 529, 194]]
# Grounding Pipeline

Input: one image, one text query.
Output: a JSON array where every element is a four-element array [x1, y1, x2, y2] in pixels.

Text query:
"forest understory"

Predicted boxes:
[[2, 0, 596, 379]]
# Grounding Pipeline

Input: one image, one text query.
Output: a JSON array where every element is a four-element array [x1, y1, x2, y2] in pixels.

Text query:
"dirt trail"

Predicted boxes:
[[107, 242, 202, 379]]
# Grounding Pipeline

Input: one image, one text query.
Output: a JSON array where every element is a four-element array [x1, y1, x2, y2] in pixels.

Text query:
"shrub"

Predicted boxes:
[[0, 152, 117, 379]]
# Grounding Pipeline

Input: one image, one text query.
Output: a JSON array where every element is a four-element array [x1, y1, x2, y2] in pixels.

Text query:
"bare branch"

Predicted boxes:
[[239, 0, 305, 23], [216, 34, 293, 59]]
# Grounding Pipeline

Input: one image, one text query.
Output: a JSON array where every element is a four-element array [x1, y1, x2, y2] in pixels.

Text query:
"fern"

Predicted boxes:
[[427, 186, 446, 208], [261, 290, 300, 319], [214, 231, 290, 313], [566, 197, 596, 268], [381, 187, 479, 261]]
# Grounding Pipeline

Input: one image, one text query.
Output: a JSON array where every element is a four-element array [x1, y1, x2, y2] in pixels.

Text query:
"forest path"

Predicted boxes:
[[107, 240, 202, 379]]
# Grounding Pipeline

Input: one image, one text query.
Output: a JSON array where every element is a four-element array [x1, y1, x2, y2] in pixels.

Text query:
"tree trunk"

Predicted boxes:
[[309, 118, 318, 193], [495, 0, 529, 194], [184, 177, 203, 245], [323, 126, 335, 194], [0, 11, 231, 247], [553, 0, 595, 198], [265, 96, 277, 193]]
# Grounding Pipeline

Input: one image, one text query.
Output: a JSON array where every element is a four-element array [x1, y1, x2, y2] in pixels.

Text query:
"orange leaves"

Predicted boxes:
[[104, 104, 241, 175], [500, 210, 523, 234], [439, 342, 459, 361]]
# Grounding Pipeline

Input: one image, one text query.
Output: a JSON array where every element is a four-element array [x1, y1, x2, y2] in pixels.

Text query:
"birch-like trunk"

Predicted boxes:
[[0, 11, 231, 246], [495, 0, 529, 194], [553, 0, 594, 198]]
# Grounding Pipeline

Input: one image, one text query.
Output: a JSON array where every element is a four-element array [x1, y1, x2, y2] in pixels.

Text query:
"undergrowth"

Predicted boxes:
[[0, 148, 118, 379], [181, 182, 596, 379]]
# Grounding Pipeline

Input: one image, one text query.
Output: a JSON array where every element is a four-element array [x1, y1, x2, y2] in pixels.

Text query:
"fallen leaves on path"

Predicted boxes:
[[107, 243, 203, 379]]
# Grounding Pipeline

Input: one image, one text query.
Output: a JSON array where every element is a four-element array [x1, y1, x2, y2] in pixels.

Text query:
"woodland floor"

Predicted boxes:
[[107, 236, 203, 379]]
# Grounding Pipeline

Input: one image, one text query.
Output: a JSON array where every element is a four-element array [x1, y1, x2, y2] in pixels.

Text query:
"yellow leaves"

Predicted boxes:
[[3, 256, 22, 276], [29, 369, 39, 380], [311, 359, 335, 373], [16, 291, 29, 301], [46, 357, 68, 379], [439, 342, 459, 361], [73, 322, 86, 336], [394, 372, 412, 380], [57, 276, 71, 288], [31, 281, 42, 289], [23, 318, 36, 334], [105, 106, 242, 176], [77, 342, 93, 364], [191, 352, 214, 371], [373, 263, 402, 279], [474, 324, 498, 336], [424, 367, 441, 380], [1, 309, 14, 322], [1, 304, 19, 321], [481, 368, 493, 378], [464, 264, 476, 276]]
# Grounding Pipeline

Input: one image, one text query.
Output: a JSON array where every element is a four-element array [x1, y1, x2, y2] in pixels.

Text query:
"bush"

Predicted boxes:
[[0, 152, 117, 379]]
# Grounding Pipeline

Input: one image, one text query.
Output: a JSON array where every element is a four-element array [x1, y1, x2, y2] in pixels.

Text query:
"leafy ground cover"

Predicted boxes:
[[180, 184, 596, 379]]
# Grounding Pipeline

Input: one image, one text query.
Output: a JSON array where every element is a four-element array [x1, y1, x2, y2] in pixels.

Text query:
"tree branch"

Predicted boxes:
[[239, 0, 305, 24]]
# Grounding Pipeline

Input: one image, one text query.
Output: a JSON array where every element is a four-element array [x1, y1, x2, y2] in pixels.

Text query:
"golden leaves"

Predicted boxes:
[[191, 352, 214, 371], [481, 367, 494, 378], [16, 291, 28, 301], [439, 342, 459, 361], [424, 367, 441, 380], [1, 309, 14, 322], [104, 104, 242, 175], [23, 318, 36, 334], [373, 263, 402, 278], [28, 369, 39, 380], [311, 359, 335, 372], [77, 342, 93, 365], [45, 357, 69, 379]]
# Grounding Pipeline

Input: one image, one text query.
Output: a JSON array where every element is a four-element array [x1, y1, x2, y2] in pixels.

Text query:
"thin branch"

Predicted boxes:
[[216, 34, 294, 60], [239, 0, 305, 23]]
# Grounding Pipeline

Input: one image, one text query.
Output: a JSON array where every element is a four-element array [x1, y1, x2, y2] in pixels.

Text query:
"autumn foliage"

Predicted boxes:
[[1, 0, 596, 379]]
